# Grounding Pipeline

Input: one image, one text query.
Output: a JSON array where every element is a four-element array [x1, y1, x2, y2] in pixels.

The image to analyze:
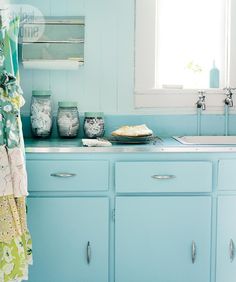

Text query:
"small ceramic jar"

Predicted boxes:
[[30, 90, 53, 138], [83, 112, 105, 138], [57, 101, 79, 138]]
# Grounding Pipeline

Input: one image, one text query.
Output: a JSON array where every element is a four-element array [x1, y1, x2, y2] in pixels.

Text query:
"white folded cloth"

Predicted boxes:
[[0, 145, 28, 197], [0, 145, 13, 196], [82, 138, 112, 147]]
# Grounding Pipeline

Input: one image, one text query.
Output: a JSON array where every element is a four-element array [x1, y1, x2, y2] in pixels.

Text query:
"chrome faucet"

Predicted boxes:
[[196, 90, 206, 110], [224, 87, 236, 107], [224, 87, 236, 136]]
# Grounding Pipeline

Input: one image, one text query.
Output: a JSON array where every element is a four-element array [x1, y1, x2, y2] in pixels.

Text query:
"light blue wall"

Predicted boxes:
[[12, 0, 236, 138], [12, 0, 135, 115]]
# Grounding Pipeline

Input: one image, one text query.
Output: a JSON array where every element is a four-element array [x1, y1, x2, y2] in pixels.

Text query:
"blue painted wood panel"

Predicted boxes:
[[26, 160, 109, 191], [115, 196, 212, 282], [27, 197, 109, 282], [22, 113, 236, 138], [218, 160, 236, 191], [116, 161, 212, 193], [216, 196, 236, 282]]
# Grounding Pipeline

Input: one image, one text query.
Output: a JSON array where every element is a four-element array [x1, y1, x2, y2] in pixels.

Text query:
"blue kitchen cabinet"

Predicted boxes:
[[26, 160, 109, 192], [218, 160, 236, 191], [116, 161, 212, 193], [27, 197, 109, 282], [216, 196, 236, 282], [115, 196, 212, 282]]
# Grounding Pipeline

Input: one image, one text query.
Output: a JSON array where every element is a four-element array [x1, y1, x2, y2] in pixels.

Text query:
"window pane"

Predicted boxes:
[[156, 0, 226, 89]]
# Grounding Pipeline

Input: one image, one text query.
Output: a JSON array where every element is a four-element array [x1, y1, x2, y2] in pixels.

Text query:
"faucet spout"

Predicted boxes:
[[196, 90, 206, 136], [225, 97, 233, 107], [201, 103, 206, 111], [223, 87, 236, 136]]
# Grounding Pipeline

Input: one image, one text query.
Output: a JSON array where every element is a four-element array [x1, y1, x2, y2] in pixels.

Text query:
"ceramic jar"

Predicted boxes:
[[83, 112, 105, 138], [57, 101, 79, 138], [30, 90, 53, 138]]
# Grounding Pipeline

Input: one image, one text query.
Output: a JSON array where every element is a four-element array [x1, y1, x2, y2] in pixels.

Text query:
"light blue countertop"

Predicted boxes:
[[24, 137, 236, 153]]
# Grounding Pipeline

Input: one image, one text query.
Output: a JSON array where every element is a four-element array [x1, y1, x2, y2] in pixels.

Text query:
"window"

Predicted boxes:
[[135, 0, 236, 112]]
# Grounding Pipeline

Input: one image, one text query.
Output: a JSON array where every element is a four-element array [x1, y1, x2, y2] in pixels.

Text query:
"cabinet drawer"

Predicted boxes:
[[218, 160, 236, 190], [115, 161, 212, 193], [27, 160, 109, 192]]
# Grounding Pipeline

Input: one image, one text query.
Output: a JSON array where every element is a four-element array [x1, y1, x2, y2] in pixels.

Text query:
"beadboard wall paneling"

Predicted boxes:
[[11, 0, 135, 115]]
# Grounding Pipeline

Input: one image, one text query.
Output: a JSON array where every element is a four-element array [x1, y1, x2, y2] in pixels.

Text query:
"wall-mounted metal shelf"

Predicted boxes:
[[28, 16, 85, 25], [21, 17, 85, 70]]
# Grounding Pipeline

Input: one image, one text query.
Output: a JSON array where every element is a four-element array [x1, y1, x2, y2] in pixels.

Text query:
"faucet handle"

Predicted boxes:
[[223, 87, 236, 95], [198, 90, 206, 99]]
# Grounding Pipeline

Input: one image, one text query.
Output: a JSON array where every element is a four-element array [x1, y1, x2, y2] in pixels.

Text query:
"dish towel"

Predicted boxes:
[[0, 17, 32, 282], [82, 138, 112, 147]]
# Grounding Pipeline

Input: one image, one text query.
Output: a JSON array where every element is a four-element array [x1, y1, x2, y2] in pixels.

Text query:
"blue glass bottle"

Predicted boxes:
[[210, 60, 220, 88]]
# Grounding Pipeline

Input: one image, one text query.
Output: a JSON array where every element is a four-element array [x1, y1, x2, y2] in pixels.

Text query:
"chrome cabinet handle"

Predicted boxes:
[[191, 241, 197, 264], [229, 239, 235, 262], [50, 173, 76, 178], [151, 175, 176, 180], [87, 241, 91, 264]]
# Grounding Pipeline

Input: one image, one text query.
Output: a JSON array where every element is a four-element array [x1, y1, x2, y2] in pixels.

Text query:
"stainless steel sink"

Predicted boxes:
[[174, 136, 236, 145]]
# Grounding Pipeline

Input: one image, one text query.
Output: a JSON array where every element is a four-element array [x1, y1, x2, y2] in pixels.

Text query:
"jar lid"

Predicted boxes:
[[58, 101, 78, 108], [32, 90, 52, 97], [84, 112, 104, 118]]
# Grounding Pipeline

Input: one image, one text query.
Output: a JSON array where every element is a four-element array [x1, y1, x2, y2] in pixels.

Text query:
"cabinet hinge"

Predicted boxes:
[[112, 209, 115, 222]]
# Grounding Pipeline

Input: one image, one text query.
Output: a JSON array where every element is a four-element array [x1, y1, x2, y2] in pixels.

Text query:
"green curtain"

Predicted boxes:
[[9, 17, 20, 79], [1, 17, 25, 151], [0, 27, 6, 74], [2, 17, 20, 78]]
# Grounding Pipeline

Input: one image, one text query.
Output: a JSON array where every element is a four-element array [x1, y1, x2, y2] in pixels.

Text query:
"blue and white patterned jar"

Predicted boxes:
[[30, 90, 53, 138], [83, 112, 105, 138]]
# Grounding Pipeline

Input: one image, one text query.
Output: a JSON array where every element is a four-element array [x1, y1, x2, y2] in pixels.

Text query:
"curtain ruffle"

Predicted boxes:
[[0, 196, 28, 244], [0, 231, 32, 282]]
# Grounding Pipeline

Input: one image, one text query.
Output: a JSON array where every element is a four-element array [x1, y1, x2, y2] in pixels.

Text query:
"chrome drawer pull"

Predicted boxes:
[[87, 241, 91, 264], [191, 241, 197, 264], [229, 239, 235, 262], [50, 173, 76, 178], [151, 175, 176, 180]]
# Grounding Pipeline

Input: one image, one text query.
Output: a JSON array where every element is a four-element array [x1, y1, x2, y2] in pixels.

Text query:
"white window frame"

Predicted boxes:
[[134, 0, 236, 114]]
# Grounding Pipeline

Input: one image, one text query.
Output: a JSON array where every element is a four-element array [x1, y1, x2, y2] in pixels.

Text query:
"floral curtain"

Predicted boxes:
[[0, 16, 32, 282]]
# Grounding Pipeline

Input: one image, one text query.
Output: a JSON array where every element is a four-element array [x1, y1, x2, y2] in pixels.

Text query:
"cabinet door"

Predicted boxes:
[[216, 196, 236, 282], [115, 197, 211, 282], [27, 197, 109, 282]]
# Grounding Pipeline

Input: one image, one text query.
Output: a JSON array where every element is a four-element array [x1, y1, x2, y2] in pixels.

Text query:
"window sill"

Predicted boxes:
[[135, 88, 225, 95]]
